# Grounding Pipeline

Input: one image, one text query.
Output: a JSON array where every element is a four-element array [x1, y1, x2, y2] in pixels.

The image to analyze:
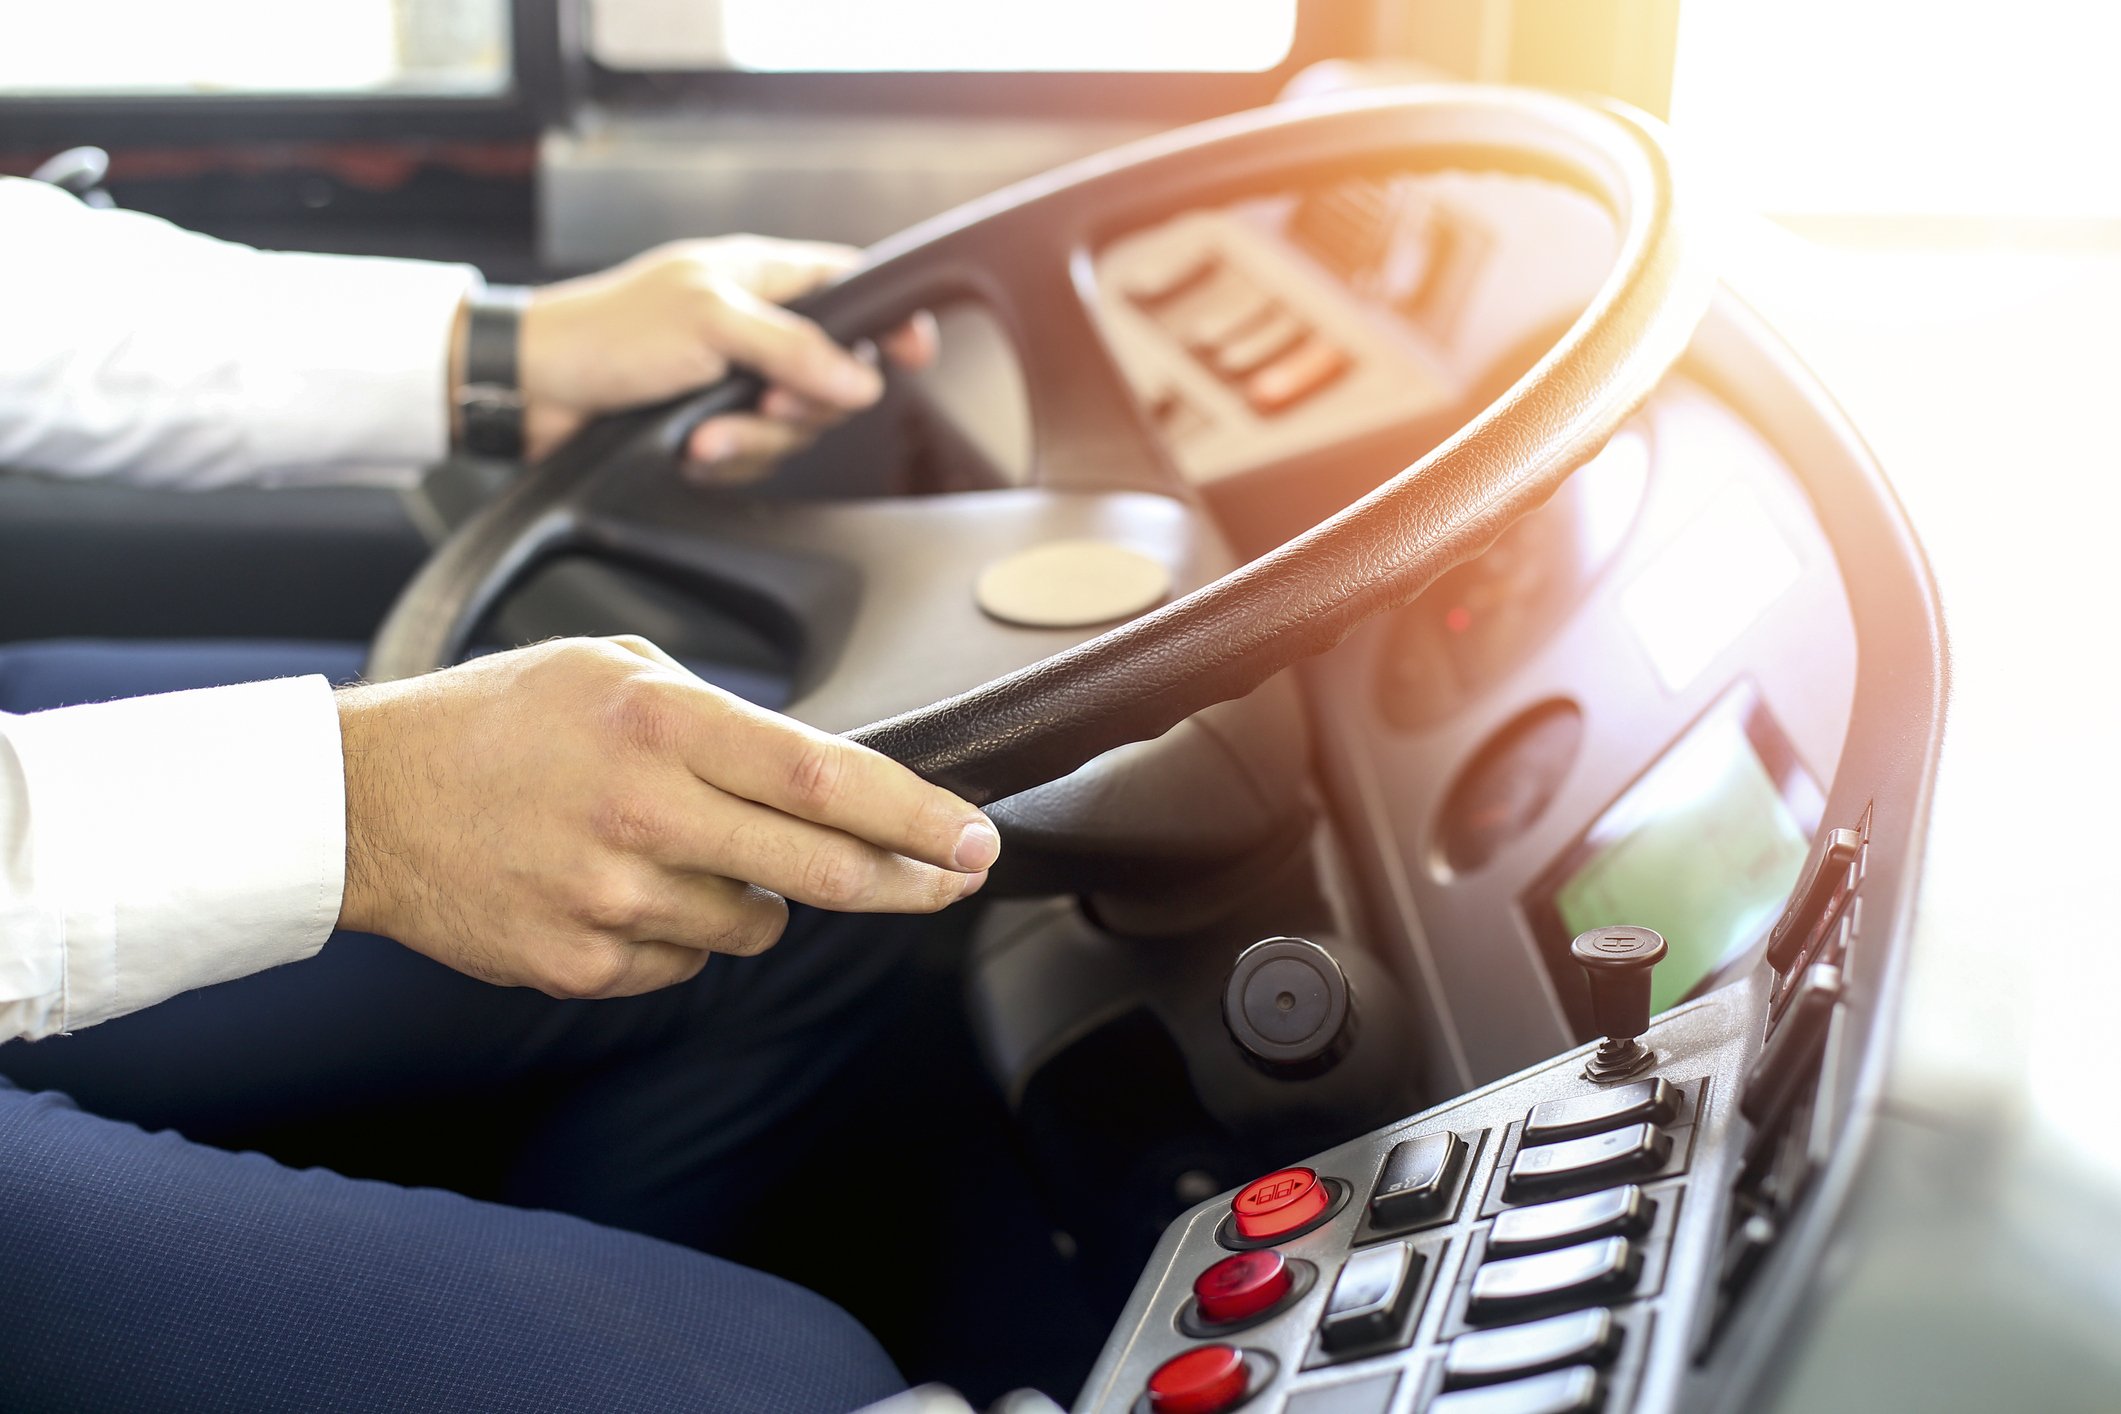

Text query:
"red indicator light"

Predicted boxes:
[[1193, 1249, 1292, 1324], [1445, 605, 1473, 634], [1147, 1345, 1249, 1414], [1231, 1166, 1329, 1241]]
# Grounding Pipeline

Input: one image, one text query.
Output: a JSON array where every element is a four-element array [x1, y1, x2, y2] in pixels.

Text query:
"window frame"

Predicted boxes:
[[0, 0, 567, 150], [0, 0, 1376, 154]]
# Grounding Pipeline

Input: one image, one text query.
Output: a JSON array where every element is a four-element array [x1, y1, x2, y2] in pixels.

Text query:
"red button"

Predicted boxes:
[[1231, 1166, 1329, 1241], [1147, 1345, 1250, 1414], [1193, 1249, 1292, 1324]]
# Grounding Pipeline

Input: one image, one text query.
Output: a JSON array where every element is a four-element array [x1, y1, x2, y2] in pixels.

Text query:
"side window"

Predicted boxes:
[[0, 0, 510, 97]]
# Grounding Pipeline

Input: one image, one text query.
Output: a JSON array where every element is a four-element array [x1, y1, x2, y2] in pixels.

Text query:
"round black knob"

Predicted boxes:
[[1224, 937, 1353, 1077], [1570, 925, 1666, 1082]]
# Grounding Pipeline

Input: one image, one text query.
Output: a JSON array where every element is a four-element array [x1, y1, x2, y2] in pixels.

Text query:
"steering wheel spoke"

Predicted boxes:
[[574, 484, 1223, 737], [1000, 247, 1186, 494]]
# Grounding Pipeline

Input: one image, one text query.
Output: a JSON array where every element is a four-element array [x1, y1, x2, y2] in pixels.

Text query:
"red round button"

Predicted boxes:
[[1230, 1166, 1329, 1241], [1193, 1249, 1292, 1324], [1147, 1345, 1250, 1414]]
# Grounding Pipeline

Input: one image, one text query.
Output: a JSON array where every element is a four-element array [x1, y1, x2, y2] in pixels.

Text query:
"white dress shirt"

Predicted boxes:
[[0, 175, 479, 1041]]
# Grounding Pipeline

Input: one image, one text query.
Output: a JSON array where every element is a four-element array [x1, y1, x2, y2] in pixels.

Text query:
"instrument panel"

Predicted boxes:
[[938, 167, 1933, 1414]]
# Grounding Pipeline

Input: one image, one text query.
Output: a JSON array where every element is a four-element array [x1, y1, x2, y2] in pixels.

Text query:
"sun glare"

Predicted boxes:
[[1672, 0, 2121, 220], [721, 0, 1299, 73]]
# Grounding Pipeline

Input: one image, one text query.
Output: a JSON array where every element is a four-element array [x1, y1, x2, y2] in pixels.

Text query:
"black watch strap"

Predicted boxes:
[[458, 284, 530, 459]]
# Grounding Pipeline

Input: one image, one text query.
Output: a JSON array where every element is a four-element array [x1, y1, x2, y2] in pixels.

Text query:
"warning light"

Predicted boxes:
[[1231, 1166, 1330, 1240]]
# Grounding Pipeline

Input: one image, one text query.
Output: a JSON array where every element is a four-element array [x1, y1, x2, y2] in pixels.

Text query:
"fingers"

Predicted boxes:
[[585, 638, 998, 887], [582, 940, 710, 999], [881, 311, 940, 372], [649, 682, 999, 876], [697, 280, 882, 411], [652, 789, 987, 915], [537, 874, 790, 999], [758, 385, 847, 428], [632, 873, 794, 955], [681, 361, 925, 480], [684, 413, 813, 477], [728, 239, 862, 305]]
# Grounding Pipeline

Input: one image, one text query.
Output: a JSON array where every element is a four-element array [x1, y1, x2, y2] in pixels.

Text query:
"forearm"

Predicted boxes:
[[0, 176, 475, 490], [0, 678, 346, 1041]]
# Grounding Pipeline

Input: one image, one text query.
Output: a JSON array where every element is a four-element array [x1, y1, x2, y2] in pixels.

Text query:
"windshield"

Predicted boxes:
[[587, 0, 1299, 73]]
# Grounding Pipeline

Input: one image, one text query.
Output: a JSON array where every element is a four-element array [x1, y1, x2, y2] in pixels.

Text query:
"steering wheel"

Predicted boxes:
[[370, 87, 1710, 845]]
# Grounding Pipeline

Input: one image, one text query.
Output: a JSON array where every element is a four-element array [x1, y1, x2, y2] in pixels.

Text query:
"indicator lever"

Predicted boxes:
[[1571, 926, 1667, 1083], [1765, 828, 1862, 973]]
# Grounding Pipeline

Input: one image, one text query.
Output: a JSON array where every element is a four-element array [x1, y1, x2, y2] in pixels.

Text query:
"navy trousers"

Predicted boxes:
[[0, 640, 912, 1412]]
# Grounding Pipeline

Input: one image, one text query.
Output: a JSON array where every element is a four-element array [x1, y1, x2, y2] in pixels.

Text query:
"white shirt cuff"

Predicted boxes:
[[238, 252, 479, 486], [6, 675, 346, 1033]]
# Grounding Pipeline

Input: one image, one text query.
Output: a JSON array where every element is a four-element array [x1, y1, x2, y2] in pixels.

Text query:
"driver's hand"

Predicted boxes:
[[333, 637, 997, 999], [514, 236, 938, 473]]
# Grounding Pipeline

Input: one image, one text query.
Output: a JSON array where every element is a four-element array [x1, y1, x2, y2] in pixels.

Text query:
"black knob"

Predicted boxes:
[[1570, 925, 1667, 1082], [1224, 937, 1353, 1077]]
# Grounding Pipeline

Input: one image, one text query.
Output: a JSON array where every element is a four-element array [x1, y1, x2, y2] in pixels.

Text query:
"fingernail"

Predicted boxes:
[[691, 425, 733, 461], [834, 359, 884, 406], [953, 819, 1000, 872], [955, 869, 990, 900]]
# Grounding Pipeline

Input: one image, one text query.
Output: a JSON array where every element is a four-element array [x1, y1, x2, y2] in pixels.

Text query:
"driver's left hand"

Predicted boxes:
[[510, 236, 938, 474]]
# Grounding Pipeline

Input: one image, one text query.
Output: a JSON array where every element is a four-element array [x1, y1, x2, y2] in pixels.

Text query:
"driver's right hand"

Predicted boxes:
[[332, 636, 998, 999]]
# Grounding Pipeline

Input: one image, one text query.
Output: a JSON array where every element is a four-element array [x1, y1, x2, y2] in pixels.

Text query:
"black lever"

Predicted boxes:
[[1571, 925, 1667, 1082], [1765, 828, 1861, 973]]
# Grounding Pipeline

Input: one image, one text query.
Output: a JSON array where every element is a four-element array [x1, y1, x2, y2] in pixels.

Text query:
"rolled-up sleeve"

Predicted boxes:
[[0, 676, 346, 1041], [0, 175, 477, 489]]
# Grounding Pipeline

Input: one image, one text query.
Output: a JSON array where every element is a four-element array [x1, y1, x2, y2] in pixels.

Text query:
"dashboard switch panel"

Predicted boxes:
[[1367, 1130, 1470, 1234], [1488, 1186, 1655, 1259], [1467, 1237, 1642, 1323], [1524, 1078, 1681, 1145], [1505, 1124, 1673, 1204], [1430, 1365, 1603, 1414], [1317, 1241, 1422, 1356], [1283, 1371, 1400, 1413], [1242, 336, 1350, 415], [1765, 828, 1862, 973], [1443, 1308, 1621, 1388]]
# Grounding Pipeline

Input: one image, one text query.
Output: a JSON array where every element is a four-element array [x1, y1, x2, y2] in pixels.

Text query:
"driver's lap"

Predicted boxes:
[[0, 637, 922, 1254]]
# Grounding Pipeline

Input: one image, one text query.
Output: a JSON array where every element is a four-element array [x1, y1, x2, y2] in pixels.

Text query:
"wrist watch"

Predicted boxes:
[[457, 283, 531, 459]]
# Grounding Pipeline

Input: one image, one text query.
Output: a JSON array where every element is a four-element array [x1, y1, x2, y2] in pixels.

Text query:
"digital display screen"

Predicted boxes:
[[1527, 686, 1823, 1029]]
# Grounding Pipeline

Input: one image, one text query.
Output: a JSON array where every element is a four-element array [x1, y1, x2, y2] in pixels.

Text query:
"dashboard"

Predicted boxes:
[[922, 159, 1942, 1414]]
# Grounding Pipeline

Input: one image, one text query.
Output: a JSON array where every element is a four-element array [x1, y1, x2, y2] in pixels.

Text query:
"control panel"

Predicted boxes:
[[1076, 813, 1875, 1414]]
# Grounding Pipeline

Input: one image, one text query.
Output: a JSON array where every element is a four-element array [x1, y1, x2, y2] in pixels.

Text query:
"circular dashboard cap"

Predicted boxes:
[[1223, 937, 1352, 1074], [1146, 1345, 1250, 1414], [973, 539, 1171, 628], [1193, 1249, 1292, 1325], [1230, 1167, 1329, 1242]]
